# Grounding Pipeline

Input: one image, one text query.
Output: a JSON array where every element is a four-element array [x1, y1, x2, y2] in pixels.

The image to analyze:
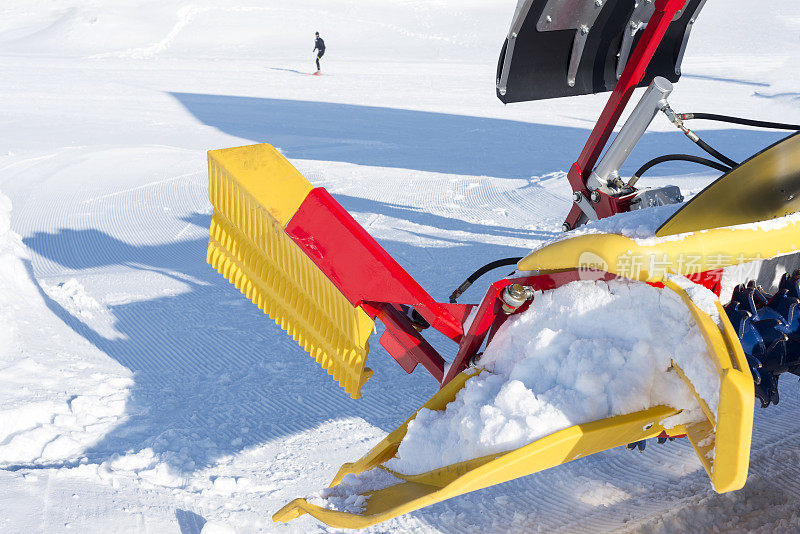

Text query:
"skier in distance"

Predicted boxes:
[[313, 32, 325, 75]]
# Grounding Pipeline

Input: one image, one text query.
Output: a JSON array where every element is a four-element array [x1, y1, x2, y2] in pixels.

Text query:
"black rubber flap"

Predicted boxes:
[[496, 0, 705, 103]]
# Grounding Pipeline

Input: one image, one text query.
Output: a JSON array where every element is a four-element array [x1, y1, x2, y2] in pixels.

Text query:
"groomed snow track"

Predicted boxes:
[[6, 143, 800, 532]]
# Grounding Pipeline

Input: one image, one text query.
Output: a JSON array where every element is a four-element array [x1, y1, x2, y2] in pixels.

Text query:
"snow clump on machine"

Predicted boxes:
[[385, 278, 721, 475], [309, 469, 403, 513]]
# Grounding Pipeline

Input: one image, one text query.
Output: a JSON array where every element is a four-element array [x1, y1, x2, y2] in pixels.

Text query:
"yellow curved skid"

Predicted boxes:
[[517, 218, 800, 281], [273, 403, 679, 529], [664, 279, 754, 492], [207, 144, 375, 399], [273, 282, 750, 529]]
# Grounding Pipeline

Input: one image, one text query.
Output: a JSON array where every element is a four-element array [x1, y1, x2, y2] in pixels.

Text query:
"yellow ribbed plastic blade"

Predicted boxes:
[[207, 144, 375, 399], [272, 282, 754, 529]]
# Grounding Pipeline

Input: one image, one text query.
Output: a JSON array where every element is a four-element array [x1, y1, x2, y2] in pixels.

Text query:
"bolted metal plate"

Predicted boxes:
[[536, 0, 609, 87], [629, 185, 683, 210], [617, 0, 692, 79], [536, 0, 605, 31], [497, 0, 707, 103]]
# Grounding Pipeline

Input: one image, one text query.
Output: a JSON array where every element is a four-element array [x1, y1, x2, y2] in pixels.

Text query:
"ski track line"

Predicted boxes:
[[611, 396, 800, 532], [80, 170, 200, 204]]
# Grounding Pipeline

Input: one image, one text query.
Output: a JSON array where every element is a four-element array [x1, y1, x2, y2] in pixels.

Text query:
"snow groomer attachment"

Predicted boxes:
[[207, 144, 468, 399], [207, 0, 800, 529]]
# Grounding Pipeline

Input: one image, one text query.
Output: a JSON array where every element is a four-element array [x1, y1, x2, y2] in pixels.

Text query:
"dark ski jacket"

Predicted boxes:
[[314, 37, 326, 52]]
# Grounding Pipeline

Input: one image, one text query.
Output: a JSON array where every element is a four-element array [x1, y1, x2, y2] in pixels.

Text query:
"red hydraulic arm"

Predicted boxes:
[[563, 0, 688, 230]]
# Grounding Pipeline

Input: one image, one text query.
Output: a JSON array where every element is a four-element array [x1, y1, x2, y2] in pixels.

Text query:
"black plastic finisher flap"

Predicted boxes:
[[496, 0, 706, 104]]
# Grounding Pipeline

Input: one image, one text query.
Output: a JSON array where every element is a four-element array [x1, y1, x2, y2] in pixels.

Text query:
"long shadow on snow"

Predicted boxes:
[[170, 92, 786, 180], [23, 214, 533, 473], [335, 194, 554, 241]]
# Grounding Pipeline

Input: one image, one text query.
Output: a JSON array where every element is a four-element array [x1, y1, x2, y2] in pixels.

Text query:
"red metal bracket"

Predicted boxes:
[[286, 187, 464, 340], [442, 270, 620, 386], [442, 281, 509, 386], [364, 302, 447, 382]]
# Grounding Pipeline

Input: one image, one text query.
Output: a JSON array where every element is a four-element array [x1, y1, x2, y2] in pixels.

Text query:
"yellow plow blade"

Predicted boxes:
[[207, 144, 375, 399], [273, 281, 754, 529]]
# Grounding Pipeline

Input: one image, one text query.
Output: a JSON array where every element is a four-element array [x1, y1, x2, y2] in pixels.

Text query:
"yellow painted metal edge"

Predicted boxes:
[[712, 301, 754, 492], [273, 404, 678, 529], [273, 279, 756, 529], [328, 370, 480, 487], [663, 279, 754, 493], [684, 420, 716, 477], [517, 220, 800, 282], [655, 132, 800, 236], [671, 361, 716, 426]]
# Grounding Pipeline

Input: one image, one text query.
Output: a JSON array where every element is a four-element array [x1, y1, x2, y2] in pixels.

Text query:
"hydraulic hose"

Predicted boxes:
[[678, 113, 800, 131], [449, 257, 523, 303], [693, 137, 739, 168], [628, 154, 730, 187], [661, 105, 740, 167]]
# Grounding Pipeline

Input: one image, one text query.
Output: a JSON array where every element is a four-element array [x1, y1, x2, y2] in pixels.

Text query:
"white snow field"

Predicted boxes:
[[1, 0, 800, 532]]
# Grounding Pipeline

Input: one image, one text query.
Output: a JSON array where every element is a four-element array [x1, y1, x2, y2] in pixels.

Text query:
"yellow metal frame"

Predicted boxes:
[[517, 219, 800, 280], [207, 141, 785, 528], [207, 144, 375, 399], [664, 279, 754, 492], [273, 281, 754, 529]]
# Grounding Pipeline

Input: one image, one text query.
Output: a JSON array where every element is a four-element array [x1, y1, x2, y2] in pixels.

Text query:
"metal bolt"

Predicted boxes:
[[590, 190, 601, 203], [580, 24, 589, 35], [595, 0, 603, 6], [545, 15, 552, 23], [502, 284, 535, 314], [469, 351, 484, 367], [573, 191, 582, 202], [562, 222, 571, 232]]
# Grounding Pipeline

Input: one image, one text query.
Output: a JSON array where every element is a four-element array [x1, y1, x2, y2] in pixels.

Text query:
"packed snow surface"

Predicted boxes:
[[385, 279, 719, 475], [0, 190, 133, 468]]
